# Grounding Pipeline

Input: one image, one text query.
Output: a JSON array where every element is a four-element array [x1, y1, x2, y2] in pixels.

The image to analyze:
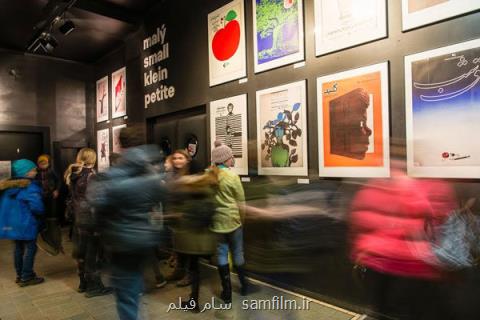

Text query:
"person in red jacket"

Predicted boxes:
[[349, 159, 457, 319]]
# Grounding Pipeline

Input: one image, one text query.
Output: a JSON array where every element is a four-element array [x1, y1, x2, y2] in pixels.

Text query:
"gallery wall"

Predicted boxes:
[[91, 0, 480, 314], [0, 49, 94, 148]]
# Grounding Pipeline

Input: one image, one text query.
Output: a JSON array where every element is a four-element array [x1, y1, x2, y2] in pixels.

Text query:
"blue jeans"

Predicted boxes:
[[216, 227, 245, 266], [110, 251, 149, 320], [14, 240, 38, 280]]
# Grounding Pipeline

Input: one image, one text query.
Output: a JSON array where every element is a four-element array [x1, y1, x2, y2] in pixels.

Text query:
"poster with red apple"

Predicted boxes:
[[208, 0, 246, 86]]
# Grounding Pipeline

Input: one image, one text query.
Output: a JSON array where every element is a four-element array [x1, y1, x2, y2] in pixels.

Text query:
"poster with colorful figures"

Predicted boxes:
[[317, 62, 390, 177], [256, 80, 308, 176], [314, 0, 387, 56], [210, 94, 248, 175], [208, 0, 246, 86], [112, 67, 126, 119], [402, 0, 480, 31], [405, 38, 480, 178], [96, 76, 109, 123], [97, 128, 110, 172], [253, 0, 305, 73]]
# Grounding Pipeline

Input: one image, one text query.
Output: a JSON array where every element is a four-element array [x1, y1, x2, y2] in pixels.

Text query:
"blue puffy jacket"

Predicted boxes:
[[0, 179, 45, 240]]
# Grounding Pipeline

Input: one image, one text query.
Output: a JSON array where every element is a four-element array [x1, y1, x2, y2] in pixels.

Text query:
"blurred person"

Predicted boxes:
[[36, 154, 63, 255], [0, 159, 45, 286], [87, 127, 167, 320], [349, 154, 457, 319], [210, 140, 249, 304], [65, 148, 112, 298], [165, 149, 218, 311]]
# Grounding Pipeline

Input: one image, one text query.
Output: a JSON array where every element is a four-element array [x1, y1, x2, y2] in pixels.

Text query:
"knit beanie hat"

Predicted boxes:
[[37, 154, 50, 165], [211, 140, 233, 164], [12, 159, 37, 178]]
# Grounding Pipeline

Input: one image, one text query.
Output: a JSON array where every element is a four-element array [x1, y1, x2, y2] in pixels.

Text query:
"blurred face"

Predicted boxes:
[[38, 162, 49, 170], [172, 153, 188, 170], [26, 168, 37, 178], [225, 156, 235, 168]]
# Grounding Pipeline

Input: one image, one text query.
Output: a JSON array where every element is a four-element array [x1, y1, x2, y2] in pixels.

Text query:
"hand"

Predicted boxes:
[[53, 190, 59, 199]]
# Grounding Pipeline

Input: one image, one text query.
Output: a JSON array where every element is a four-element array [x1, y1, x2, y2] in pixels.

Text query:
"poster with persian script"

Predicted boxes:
[[96, 76, 109, 123], [208, 0, 247, 86], [210, 94, 248, 175], [405, 38, 480, 178], [253, 0, 305, 73], [112, 67, 126, 119], [97, 128, 110, 172], [317, 62, 390, 177], [256, 80, 308, 176], [314, 0, 387, 56]]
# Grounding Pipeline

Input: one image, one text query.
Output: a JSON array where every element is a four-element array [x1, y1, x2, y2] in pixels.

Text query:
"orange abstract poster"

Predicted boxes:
[[317, 62, 390, 177]]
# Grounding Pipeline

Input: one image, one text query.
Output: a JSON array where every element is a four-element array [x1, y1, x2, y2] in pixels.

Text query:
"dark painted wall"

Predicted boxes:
[[0, 50, 94, 150], [88, 0, 480, 315]]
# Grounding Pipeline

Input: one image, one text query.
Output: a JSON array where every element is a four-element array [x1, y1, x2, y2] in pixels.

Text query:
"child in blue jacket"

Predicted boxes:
[[0, 159, 45, 286]]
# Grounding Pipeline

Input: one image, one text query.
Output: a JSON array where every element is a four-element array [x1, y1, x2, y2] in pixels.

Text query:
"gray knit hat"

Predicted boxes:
[[211, 140, 233, 164]]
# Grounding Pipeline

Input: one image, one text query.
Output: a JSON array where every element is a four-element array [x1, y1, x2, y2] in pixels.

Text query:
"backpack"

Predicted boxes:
[[426, 198, 480, 271]]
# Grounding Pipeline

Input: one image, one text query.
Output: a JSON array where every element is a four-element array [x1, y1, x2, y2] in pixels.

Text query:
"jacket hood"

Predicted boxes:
[[0, 179, 31, 191]]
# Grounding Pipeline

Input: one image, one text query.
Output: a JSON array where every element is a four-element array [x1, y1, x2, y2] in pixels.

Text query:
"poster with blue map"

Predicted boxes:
[[405, 38, 480, 178], [253, 0, 304, 73]]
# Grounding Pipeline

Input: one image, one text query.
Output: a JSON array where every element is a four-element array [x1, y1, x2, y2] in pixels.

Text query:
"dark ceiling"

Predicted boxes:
[[0, 0, 160, 63]]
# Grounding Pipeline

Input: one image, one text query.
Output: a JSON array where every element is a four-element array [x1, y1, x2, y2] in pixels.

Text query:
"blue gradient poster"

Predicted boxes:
[[405, 39, 480, 178]]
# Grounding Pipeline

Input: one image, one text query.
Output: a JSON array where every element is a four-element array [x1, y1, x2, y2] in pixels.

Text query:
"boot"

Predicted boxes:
[[236, 265, 249, 296], [84, 274, 113, 298], [77, 273, 87, 293], [217, 264, 232, 304]]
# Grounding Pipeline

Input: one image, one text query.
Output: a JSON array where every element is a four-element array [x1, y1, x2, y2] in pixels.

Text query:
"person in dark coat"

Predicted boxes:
[[87, 127, 167, 320], [0, 159, 45, 286]]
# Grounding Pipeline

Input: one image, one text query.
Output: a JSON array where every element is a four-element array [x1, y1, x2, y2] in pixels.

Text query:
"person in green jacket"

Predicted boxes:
[[210, 140, 249, 304]]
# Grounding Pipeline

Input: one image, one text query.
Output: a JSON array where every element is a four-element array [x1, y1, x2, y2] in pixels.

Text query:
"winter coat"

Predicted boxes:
[[0, 179, 45, 240], [349, 169, 456, 280], [36, 167, 60, 198], [70, 167, 96, 230], [87, 145, 167, 253]]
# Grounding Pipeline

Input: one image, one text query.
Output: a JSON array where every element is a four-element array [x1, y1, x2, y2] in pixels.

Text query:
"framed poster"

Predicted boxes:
[[96, 76, 109, 123], [208, 0, 247, 86], [112, 124, 126, 154], [317, 62, 390, 177], [253, 0, 305, 73], [314, 0, 387, 56], [402, 0, 480, 31], [210, 94, 249, 175], [97, 128, 110, 172], [112, 67, 126, 119], [256, 80, 308, 176], [0, 161, 11, 180], [405, 38, 480, 178]]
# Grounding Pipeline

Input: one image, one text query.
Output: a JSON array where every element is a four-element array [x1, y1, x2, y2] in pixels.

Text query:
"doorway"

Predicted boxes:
[[147, 106, 208, 173], [0, 125, 50, 162]]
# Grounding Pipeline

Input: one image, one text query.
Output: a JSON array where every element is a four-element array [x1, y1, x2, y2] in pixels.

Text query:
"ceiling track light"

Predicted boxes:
[[59, 19, 75, 35]]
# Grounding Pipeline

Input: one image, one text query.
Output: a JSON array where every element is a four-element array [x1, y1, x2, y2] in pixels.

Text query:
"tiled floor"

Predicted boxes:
[[0, 237, 360, 320]]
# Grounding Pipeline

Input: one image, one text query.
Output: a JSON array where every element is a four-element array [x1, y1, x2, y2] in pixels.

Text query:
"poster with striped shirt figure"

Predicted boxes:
[[210, 94, 248, 175]]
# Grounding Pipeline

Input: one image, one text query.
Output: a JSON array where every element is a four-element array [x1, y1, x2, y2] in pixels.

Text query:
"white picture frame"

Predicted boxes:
[[112, 124, 127, 154], [208, 0, 247, 86], [402, 0, 480, 31], [96, 76, 109, 123], [405, 38, 480, 178], [256, 80, 308, 176], [97, 128, 110, 172], [210, 94, 249, 175], [253, 0, 305, 73], [111, 67, 126, 119], [314, 0, 387, 56], [317, 62, 390, 178]]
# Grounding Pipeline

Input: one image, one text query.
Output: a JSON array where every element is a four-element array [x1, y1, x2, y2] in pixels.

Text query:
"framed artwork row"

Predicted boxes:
[[207, 0, 479, 86], [96, 67, 127, 123], [209, 38, 480, 179], [96, 124, 127, 172]]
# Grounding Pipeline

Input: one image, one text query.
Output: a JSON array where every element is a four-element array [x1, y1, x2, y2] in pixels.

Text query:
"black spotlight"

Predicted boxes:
[[44, 34, 58, 52], [59, 20, 75, 35]]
